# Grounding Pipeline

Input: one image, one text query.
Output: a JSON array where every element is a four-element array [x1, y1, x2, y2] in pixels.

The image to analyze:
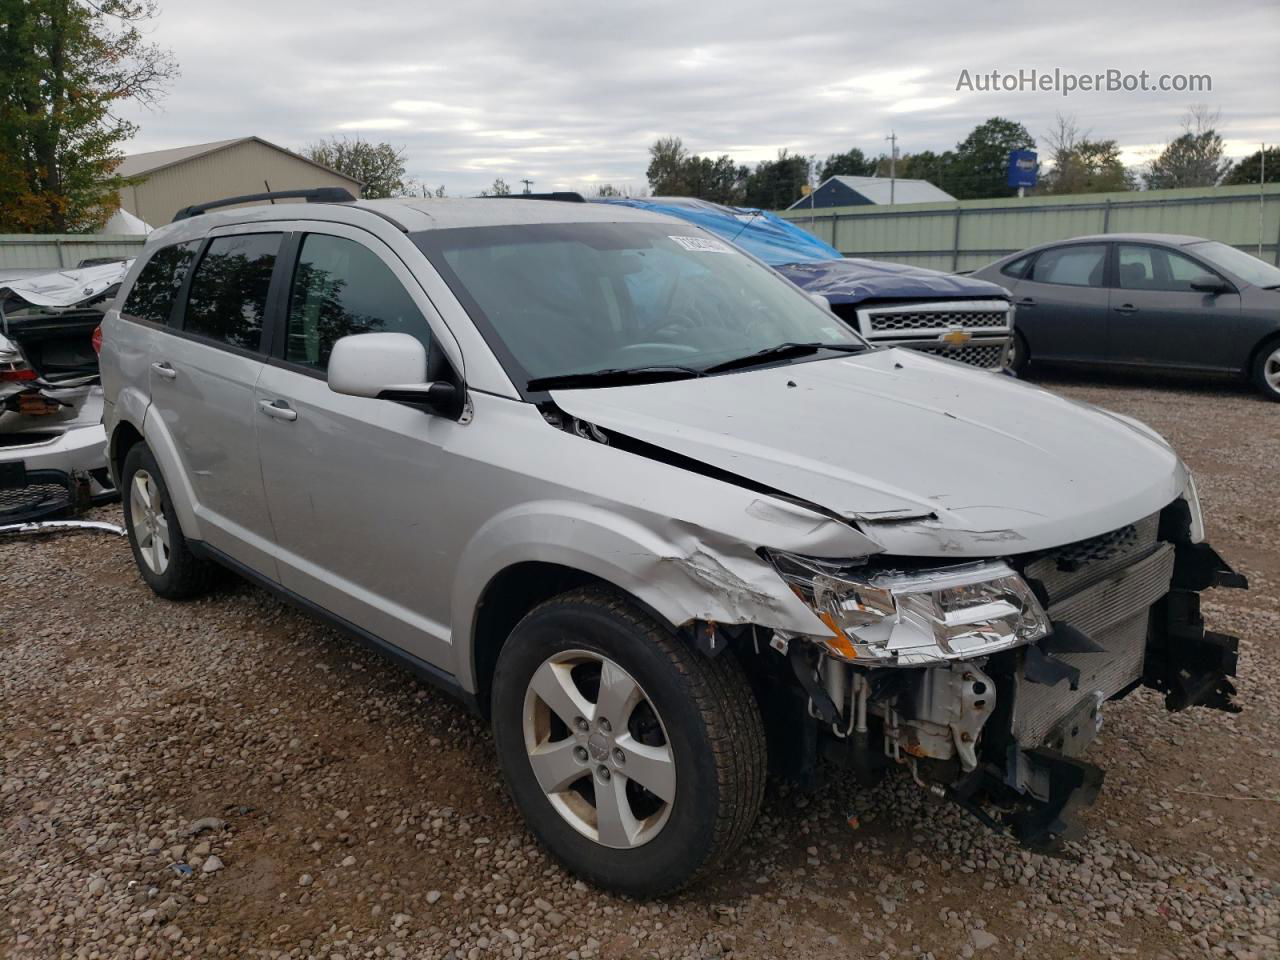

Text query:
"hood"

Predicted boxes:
[[775, 259, 1010, 305], [0, 260, 133, 309], [550, 349, 1184, 558]]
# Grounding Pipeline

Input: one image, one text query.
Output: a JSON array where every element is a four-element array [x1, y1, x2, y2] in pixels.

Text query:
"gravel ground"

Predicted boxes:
[[2, 371, 1278, 960]]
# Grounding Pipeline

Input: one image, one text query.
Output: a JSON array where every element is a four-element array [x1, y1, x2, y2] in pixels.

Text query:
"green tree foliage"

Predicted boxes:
[[819, 147, 876, 181], [480, 177, 511, 197], [1040, 116, 1135, 194], [741, 150, 811, 209], [1225, 146, 1280, 185], [947, 117, 1036, 199], [645, 136, 749, 204], [303, 136, 410, 199], [0, 0, 177, 232], [1145, 107, 1232, 189]]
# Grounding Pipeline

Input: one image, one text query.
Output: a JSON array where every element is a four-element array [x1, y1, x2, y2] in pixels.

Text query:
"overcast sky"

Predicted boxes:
[[119, 0, 1280, 196]]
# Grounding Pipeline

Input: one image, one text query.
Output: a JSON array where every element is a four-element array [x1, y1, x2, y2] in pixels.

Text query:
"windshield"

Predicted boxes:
[[414, 221, 863, 390], [1187, 241, 1280, 288]]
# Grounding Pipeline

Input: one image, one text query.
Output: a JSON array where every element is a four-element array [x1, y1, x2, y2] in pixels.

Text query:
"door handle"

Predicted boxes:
[[258, 399, 298, 422], [151, 361, 177, 380], [1114, 303, 1138, 315], [1017, 297, 1036, 307]]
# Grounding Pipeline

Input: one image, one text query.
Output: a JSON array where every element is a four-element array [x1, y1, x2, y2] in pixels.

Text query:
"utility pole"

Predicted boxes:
[[520, 179, 534, 195], [1260, 143, 1267, 258], [886, 130, 898, 205]]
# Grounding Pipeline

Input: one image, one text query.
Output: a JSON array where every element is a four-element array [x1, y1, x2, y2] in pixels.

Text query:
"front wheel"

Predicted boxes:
[[1005, 330, 1030, 376], [490, 586, 766, 897], [1252, 337, 1280, 402]]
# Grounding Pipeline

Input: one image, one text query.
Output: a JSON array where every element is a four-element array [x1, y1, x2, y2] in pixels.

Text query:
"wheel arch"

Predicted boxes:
[[1246, 330, 1280, 380]]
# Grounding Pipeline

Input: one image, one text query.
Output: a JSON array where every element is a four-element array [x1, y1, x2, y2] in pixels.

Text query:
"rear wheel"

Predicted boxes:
[[490, 586, 765, 897], [122, 443, 216, 599], [1251, 337, 1280, 402]]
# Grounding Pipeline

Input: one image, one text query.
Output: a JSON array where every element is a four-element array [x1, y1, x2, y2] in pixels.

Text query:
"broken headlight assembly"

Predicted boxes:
[[764, 551, 1051, 665]]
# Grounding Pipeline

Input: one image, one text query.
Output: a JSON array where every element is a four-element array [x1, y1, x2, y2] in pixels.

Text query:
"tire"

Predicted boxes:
[[1251, 336, 1280, 402], [121, 443, 216, 599], [1006, 330, 1030, 376], [490, 586, 766, 897]]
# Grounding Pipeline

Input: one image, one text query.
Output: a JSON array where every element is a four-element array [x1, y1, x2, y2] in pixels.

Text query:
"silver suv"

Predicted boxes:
[[100, 192, 1245, 897]]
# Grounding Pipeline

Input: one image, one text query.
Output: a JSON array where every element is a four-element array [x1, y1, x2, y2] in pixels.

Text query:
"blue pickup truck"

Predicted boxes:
[[600, 196, 1014, 369]]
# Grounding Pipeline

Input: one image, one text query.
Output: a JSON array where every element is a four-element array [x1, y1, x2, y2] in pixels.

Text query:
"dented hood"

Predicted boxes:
[[550, 349, 1185, 557], [774, 258, 1009, 305]]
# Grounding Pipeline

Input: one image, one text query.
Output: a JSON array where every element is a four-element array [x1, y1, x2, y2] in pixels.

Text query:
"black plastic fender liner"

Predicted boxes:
[[1004, 748, 1105, 851], [1143, 589, 1241, 713]]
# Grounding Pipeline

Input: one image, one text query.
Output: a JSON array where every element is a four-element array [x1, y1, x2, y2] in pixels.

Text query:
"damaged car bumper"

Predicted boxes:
[[766, 498, 1243, 852]]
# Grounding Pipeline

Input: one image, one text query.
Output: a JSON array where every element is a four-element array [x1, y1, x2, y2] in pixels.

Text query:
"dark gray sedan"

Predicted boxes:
[[972, 233, 1280, 400]]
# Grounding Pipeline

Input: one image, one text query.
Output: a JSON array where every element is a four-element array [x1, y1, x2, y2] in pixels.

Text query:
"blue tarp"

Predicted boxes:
[[598, 197, 841, 266]]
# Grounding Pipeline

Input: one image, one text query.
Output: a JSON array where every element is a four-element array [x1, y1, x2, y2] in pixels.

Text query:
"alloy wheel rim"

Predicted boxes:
[[522, 649, 676, 849], [130, 469, 171, 574], [1266, 347, 1280, 393]]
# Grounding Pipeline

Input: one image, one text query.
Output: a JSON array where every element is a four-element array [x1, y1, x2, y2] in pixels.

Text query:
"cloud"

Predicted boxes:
[[119, 0, 1280, 196]]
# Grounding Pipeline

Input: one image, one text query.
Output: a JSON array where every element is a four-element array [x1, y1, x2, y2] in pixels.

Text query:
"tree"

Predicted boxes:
[[947, 117, 1036, 199], [1040, 115, 1135, 194], [893, 150, 955, 192], [646, 136, 689, 195], [304, 136, 409, 199], [1145, 106, 1231, 189], [644, 136, 748, 204], [0, 0, 177, 232], [741, 150, 811, 209], [1224, 146, 1280, 185], [819, 147, 876, 181], [480, 177, 511, 197]]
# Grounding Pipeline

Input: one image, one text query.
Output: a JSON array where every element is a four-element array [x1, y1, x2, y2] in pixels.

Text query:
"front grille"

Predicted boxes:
[[1012, 513, 1172, 747], [0, 481, 73, 521], [866, 309, 1009, 332], [911, 343, 1006, 369]]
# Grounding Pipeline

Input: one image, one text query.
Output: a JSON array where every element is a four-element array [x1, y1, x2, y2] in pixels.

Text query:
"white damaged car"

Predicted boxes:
[[99, 194, 1245, 896]]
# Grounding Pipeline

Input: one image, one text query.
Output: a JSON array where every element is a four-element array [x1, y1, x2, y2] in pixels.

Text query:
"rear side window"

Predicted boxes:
[[182, 233, 282, 351], [1029, 244, 1106, 287], [1000, 253, 1034, 279], [120, 241, 199, 325], [286, 234, 431, 371]]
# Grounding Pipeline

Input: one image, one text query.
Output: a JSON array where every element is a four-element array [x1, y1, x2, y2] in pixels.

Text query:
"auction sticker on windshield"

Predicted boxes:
[[668, 235, 733, 253]]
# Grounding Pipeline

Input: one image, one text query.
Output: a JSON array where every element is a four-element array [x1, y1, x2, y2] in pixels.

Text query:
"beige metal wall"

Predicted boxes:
[[119, 140, 361, 227], [779, 183, 1280, 272], [0, 234, 146, 270]]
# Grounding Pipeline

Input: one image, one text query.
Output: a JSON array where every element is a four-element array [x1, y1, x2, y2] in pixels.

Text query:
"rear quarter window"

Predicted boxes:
[[120, 241, 199, 325]]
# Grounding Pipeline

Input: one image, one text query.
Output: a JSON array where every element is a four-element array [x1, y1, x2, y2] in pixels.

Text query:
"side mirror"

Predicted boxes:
[[1189, 275, 1228, 294], [328, 332, 464, 419], [808, 292, 834, 312]]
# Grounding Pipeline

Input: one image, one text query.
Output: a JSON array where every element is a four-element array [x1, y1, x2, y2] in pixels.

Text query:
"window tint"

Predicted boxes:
[[286, 234, 431, 370], [1029, 244, 1106, 287], [182, 233, 281, 350], [1117, 244, 1219, 292], [1001, 253, 1034, 279], [120, 241, 199, 325]]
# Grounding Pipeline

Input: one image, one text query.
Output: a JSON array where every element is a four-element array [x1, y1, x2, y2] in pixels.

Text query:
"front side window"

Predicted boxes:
[[1186, 240, 1280, 288], [1029, 244, 1106, 287], [182, 233, 281, 351], [415, 222, 861, 388], [120, 241, 199, 325], [286, 234, 431, 371], [1116, 244, 1221, 292]]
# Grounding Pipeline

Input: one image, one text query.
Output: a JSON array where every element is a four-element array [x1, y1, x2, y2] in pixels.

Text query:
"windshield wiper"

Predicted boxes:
[[702, 341, 867, 374], [527, 364, 705, 392]]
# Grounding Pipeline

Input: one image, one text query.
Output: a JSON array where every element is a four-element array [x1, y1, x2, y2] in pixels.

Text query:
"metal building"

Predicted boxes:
[[116, 137, 363, 227], [787, 175, 956, 210]]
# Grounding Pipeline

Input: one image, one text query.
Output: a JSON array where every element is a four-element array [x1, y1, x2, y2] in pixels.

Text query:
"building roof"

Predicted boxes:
[[788, 175, 956, 208], [116, 136, 362, 186]]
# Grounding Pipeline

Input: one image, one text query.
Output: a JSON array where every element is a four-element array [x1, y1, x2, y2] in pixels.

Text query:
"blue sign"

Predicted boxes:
[[1007, 149, 1038, 189]]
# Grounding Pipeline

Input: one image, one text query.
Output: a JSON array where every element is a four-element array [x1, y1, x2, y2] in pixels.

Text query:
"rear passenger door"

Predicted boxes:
[[254, 225, 462, 669], [150, 227, 284, 576], [1013, 243, 1111, 363]]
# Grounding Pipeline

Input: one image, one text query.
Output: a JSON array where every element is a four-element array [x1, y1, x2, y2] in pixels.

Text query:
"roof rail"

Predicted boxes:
[[171, 187, 357, 222], [482, 192, 586, 203]]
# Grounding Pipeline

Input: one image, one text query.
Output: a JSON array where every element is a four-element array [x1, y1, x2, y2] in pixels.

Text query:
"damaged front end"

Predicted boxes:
[[749, 497, 1244, 853]]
